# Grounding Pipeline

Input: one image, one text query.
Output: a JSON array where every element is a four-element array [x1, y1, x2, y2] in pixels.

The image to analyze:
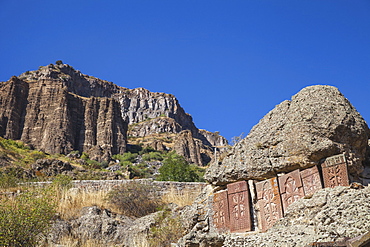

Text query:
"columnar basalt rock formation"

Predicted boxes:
[[0, 69, 127, 161], [0, 63, 227, 163]]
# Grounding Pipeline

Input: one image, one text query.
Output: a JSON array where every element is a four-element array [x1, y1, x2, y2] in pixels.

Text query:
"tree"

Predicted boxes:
[[55, 60, 63, 65], [157, 152, 201, 182]]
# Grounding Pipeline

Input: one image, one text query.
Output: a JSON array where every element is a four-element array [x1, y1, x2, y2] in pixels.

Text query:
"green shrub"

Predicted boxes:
[[142, 151, 163, 161], [112, 152, 138, 163], [0, 173, 19, 189], [80, 152, 89, 160], [86, 159, 102, 169], [55, 60, 63, 65], [0, 188, 56, 247], [139, 146, 156, 155], [30, 150, 46, 160], [107, 182, 163, 217], [157, 152, 202, 182], [148, 209, 184, 247], [52, 174, 73, 190], [128, 162, 152, 179]]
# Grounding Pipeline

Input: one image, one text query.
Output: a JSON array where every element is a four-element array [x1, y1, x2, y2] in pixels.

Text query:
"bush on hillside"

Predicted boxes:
[[107, 182, 163, 217], [156, 152, 203, 182], [0, 188, 56, 247]]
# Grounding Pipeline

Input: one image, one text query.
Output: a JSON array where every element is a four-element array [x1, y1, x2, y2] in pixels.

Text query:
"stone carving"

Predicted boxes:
[[212, 190, 230, 231], [255, 178, 283, 232], [227, 181, 252, 232], [278, 170, 305, 214], [321, 154, 350, 188], [300, 166, 322, 196]]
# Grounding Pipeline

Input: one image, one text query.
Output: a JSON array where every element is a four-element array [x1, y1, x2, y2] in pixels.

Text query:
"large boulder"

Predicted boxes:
[[205, 85, 370, 185]]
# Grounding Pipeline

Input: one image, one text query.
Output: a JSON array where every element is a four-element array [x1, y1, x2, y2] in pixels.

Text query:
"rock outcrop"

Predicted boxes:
[[178, 85, 370, 247], [205, 85, 369, 185], [174, 130, 204, 165], [0, 68, 127, 161], [46, 206, 159, 247], [0, 63, 227, 162]]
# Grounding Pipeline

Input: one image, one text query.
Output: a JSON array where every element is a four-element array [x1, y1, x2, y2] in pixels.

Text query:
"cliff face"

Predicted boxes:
[[0, 63, 227, 163], [0, 65, 127, 161]]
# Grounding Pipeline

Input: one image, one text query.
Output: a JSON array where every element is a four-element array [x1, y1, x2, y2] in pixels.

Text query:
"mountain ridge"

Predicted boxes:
[[0, 62, 227, 164]]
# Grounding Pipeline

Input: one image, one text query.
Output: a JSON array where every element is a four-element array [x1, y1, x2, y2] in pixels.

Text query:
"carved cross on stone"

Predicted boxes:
[[321, 154, 350, 188], [278, 169, 305, 214], [227, 181, 252, 233], [255, 178, 283, 232], [212, 190, 230, 231], [300, 165, 322, 196]]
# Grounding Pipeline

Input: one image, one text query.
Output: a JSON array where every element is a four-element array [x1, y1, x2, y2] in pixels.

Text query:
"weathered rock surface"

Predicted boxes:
[[31, 159, 73, 177], [222, 185, 370, 247], [0, 63, 227, 162], [177, 185, 225, 247], [128, 117, 182, 137], [46, 205, 159, 247], [0, 66, 127, 161], [174, 130, 203, 165], [205, 85, 370, 185], [177, 185, 370, 247]]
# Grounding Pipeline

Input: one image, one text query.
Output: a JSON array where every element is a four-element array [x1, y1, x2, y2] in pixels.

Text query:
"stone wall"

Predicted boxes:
[[30, 179, 207, 195]]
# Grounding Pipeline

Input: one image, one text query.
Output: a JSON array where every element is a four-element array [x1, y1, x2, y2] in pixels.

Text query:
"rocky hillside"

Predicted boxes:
[[178, 85, 370, 246], [0, 62, 227, 164]]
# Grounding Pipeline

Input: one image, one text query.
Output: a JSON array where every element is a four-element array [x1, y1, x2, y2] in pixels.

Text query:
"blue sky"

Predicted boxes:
[[1, 1, 370, 142]]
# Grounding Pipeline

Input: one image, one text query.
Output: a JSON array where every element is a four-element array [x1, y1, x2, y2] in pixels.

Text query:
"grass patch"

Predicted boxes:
[[107, 182, 163, 218], [162, 186, 203, 208]]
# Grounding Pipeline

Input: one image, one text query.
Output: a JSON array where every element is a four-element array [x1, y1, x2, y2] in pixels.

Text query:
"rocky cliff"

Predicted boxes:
[[0, 62, 227, 163], [0, 69, 127, 161]]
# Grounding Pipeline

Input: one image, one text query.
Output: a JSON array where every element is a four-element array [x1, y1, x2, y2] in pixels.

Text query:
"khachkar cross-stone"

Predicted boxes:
[[321, 153, 350, 188], [300, 165, 323, 196], [212, 190, 230, 231], [227, 181, 252, 233], [255, 177, 283, 232], [278, 169, 305, 214]]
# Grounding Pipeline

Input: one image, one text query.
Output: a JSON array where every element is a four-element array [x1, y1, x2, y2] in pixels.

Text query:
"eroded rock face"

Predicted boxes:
[[174, 130, 203, 165], [0, 63, 227, 162], [128, 117, 182, 137], [46, 205, 159, 247], [0, 69, 127, 161], [205, 85, 369, 185]]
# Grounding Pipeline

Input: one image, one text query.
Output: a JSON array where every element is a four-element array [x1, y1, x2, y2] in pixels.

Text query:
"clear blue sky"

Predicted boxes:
[[1, 1, 370, 142]]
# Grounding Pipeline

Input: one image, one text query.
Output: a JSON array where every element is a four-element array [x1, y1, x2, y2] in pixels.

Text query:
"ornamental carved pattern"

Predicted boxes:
[[321, 154, 350, 188], [227, 181, 252, 233], [300, 166, 322, 196], [278, 169, 305, 214], [212, 190, 230, 231], [256, 178, 283, 232]]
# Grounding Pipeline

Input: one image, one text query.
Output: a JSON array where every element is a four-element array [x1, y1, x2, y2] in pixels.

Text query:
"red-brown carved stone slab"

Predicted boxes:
[[255, 178, 283, 232], [300, 166, 322, 196], [212, 190, 230, 231], [227, 181, 252, 233], [278, 169, 305, 214], [321, 154, 350, 188]]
